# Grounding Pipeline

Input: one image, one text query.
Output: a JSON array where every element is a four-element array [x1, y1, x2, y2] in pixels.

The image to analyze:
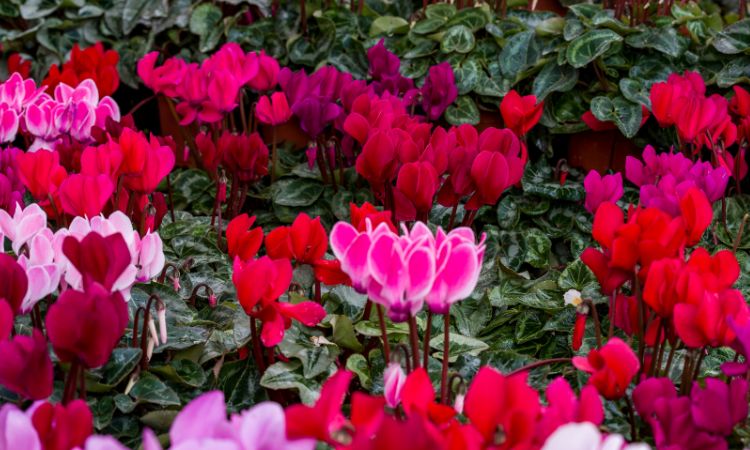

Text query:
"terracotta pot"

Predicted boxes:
[[567, 130, 640, 173], [532, 0, 566, 15], [260, 118, 310, 151], [476, 110, 504, 133]]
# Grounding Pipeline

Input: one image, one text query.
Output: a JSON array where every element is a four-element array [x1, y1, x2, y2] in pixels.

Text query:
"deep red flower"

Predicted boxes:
[[62, 232, 131, 291], [464, 367, 540, 449], [731, 85, 750, 117], [0, 253, 28, 314], [500, 90, 543, 137], [58, 174, 114, 218], [7, 53, 31, 79], [674, 289, 750, 348], [46, 283, 128, 368], [32, 400, 93, 450], [572, 337, 639, 400], [286, 370, 352, 443], [396, 161, 438, 219], [256, 92, 292, 126], [265, 213, 327, 265], [16, 150, 68, 200], [221, 132, 269, 182], [79, 141, 123, 182], [0, 299, 12, 341], [225, 214, 263, 262], [255, 298, 327, 347], [679, 187, 712, 245], [355, 130, 399, 190], [115, 129, 175, 194], [350, 202, 395, 233], [0, 329, 53, 400], [42, 43, 119, 97], [572, 313, 587, 351], [313, 259, 352, 286], [232, 256, 292, 314], [400, 368, 456, 425]]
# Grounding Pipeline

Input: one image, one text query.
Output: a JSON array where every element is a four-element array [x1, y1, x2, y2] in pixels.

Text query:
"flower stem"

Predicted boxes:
[[408, 316, 421, 371], [505, 357, 572, 377], [62, 361, 80, 404], [440, 312, 451, 403], [271, 127, 278, 182], [423, 311, 432, 369], [249, 317, 266, 373], [377, 305, 391, 364]]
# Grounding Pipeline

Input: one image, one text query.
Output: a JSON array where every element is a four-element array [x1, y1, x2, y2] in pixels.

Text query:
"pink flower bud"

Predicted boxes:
[[209, 293, 217, 308], [383, 362, 407, 409], [148, 317, 159, 346], [157, 307, 167, 344]]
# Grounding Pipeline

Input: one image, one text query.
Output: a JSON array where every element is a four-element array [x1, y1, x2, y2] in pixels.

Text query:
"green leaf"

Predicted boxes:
[[590, 96, 642, 138], [532, 61, 578, 100], [714, 19, 750, 54], [454, 60, 480, 95], [129, 374, 181, 407], [452, 297, 492, 337], [524, 228, 552, 269], [473, 72, 510, 97], [499, 30, 540, 80], [444, 96, 479, 126], [278, 327, 340, 379], [89, 397, 115, 430], [716, 56, 750, 88], [260, 361, 325, 404], [565, 29, 622, 68], [346, 354, 372, 389], [217, 359, 262, 413], [150, 359, 207, 388], [563, 18, 584, 41], [96, 348, 142, 390], [189, 3, 223, 52], [331, 315, 363, 352], [425, 3, 456, 20], [354, 320, 409, 337], [715, 195, 750, 249], [429, 333, 489, 361], [625, 27, 687, 58], [122, 0, 151, 34], [369, 16, 409, 36], [140, 410, 179, 431], [441, 25, 475, 54], [558, 259, 597, 293], [272, 178, 324, 207], [619, 78, 651, 108], [20, 0, 61, 19], [446, 8, 488, 31], [412, 17, 446, 35]]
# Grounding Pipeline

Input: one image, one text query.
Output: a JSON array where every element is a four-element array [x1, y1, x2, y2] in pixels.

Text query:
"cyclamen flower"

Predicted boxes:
[[142, 391, 315, 450], [541, 422, 649, 450], [420, 62, 457, 121], [583, 170, 623, 214], [573, 337, 639, 400], [42, 43, 120, 97], [500, 90, 544, 137]]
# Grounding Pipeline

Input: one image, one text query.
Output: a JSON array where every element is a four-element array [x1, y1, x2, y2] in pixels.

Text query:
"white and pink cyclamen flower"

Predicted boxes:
[[330, 219, 485, 322]]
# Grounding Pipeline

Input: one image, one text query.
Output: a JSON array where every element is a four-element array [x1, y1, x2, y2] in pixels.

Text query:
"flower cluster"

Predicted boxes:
[[42, 43, 120, 97]]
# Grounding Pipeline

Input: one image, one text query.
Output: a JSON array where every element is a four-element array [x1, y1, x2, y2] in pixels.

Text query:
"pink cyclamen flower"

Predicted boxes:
[[256, 92, 292, 126], [0, 203, 48, 254], [690, 377, 748, 436], [330, 220, 392, 294], [383, 362, 407, 409], [410, 223, 485, 314], [0, 403, 42, 450], [541, 422, 649, 450], [0, 105, 19, 143], [17, 229, 62, 313], [583, 170, 623, 214]]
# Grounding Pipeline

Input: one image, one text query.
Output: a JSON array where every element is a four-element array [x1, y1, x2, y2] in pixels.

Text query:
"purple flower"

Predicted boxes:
[[722, 318, 750, 376], [367, 40, 414, 97], [626, 145, 728, 216], [420, 62, 457, 121], [584, 170, 623, 213], [292, 97, 342, 139], [690, 377, 748, 436]]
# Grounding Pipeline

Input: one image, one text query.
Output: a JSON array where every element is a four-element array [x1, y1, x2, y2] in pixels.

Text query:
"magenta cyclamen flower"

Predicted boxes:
[[690, 377, 748, 436], [367, 40, 414, 97], [420, 62, 458, 121], [583, 170, 623, 214], [626, 145, 728, 216]]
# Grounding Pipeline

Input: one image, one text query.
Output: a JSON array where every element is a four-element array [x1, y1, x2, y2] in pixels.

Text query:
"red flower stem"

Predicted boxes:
[[63, 361, 80, 404], [586, 300, 602, 348], [608, 291, 616, 339], [692, 347, 707, 382], [314, 280, 321, 303], [408, 316, 421, 371], [300, 0, 307, 34], [249, 317, 266, 373], [680, 350, 694, 395], [236, 182, 249, 217], [648, 321, 665, 376], [166, 174, 176, 223], [733, 214, 749, 253], [228, 173, 239, 219], [239, 93, 248, 134], [440, 312, 451, 403], [376, 305, 391, 364], [634, 274, 647, 374], [79, 366, 87, 401], [663, 342, 678, 376], [125, 94, 156, 117], [506, 358, 572, 377], [267, 345, 276, 368], [447, 204, 458, 230], [423, 311, 432, 369], [362, 300, 373, 321], [624, 396, 638, 441], [271, 127, 278, 182], [164, 97, 201, 169]]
